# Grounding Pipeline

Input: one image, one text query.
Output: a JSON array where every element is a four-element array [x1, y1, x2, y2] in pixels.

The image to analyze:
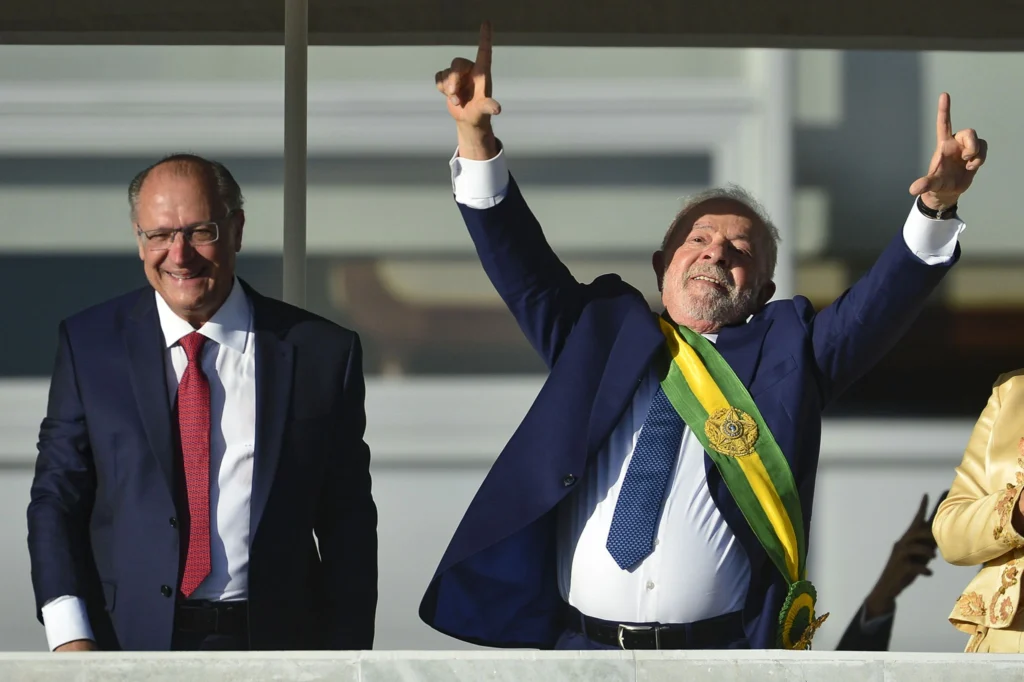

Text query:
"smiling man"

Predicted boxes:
[[419, 24, 987, 651], [27, 154, 377, 652]]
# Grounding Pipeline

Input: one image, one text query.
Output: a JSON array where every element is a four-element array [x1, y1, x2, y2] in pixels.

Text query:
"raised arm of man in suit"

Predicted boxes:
[[27, 321, 105, 652], [805, 93, 985, 403], [313, 332, 378, 649], [435, 22, 635, 369]]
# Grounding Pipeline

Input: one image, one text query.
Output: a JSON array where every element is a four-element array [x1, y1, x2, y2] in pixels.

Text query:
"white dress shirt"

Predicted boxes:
[[42, 278, 257, 650], [451, 144, 964, 624]]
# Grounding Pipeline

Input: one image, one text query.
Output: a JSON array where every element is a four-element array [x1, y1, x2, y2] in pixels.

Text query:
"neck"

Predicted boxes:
[[166, 291, 231, 330], [180, 278, 238, 329], [685, 320, 722, 335], [178, 309, 214, 330], [661, 309, 724, 335]]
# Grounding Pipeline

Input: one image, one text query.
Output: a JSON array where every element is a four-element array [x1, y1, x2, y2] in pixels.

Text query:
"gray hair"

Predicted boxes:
[[660, 184, 781, 280], [128, 153, 244, 223]]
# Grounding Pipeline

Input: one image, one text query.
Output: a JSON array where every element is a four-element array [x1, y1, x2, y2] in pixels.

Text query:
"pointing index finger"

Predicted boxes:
[[913, 493, 929, 525], [937, 92, 953, 143], [476, 20, 493, 72]]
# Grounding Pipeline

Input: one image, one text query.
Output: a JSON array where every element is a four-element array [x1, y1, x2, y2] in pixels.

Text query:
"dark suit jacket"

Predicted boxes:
[[27, 280, 377, 651], [419, 176, 957, 649]]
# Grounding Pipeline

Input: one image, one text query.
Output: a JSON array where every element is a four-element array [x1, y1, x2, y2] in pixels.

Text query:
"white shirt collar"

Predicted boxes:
[[154, 277, 252, 354]]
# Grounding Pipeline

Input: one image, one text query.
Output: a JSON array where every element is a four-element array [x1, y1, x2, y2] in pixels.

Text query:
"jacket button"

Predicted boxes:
[[169, 517, 178, 529], [563, 475, 576, 487], [160, 585, 172, 598]]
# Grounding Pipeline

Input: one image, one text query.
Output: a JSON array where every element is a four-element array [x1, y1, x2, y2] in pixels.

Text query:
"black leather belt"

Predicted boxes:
[[175, 600, 249, 636], [565, 605, 745, 649]]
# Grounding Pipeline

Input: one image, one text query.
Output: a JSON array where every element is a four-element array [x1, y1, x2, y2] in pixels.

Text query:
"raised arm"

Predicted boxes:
[[434, 23, 620, 367], [808, 93, 987, 401]]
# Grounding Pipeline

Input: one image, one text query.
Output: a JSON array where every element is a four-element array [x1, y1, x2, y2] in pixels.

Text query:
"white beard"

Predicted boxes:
[[675, 275, 760, 328]]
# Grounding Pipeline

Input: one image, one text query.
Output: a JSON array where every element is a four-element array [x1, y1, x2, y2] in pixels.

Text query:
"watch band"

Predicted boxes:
[[916, 195, 958, 220]]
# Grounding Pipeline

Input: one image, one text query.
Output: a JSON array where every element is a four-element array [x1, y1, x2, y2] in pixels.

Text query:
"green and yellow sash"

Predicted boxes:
[[656, 314, 828, 649]]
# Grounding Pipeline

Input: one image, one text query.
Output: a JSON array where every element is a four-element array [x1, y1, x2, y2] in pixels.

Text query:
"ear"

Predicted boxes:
[[652, 251, 665, 291], [233, 210, 246, 253], [134, 225, 146, 261], [757, 280, 777, 307]]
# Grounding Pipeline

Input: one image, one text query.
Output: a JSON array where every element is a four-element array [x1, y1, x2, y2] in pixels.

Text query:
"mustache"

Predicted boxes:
[[683, 264, 734, 288]]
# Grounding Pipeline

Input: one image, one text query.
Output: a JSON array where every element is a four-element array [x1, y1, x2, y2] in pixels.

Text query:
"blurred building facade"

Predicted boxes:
[[0, 44, 1018, 652]]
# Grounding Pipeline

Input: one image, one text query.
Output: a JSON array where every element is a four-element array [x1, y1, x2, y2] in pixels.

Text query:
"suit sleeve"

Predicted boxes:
[[834, 603, 893, 651], [933, 376, 1024, 566], [26, 321, 101, 624], [457, 161, 628, 369], [805, 201, 961, 403], [314, 332, 378, 649]]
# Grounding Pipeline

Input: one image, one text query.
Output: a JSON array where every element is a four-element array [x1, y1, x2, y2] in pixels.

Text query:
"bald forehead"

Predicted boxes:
[[142, 160, 213, 190], [137, 162, 218, 204]]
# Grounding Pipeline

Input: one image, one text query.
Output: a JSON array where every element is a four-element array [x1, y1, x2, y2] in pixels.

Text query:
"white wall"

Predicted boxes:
[[0, 380, 981, 652]]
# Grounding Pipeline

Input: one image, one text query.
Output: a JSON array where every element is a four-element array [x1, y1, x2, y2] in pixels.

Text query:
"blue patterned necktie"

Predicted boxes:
[[605, 386, 685, 570]]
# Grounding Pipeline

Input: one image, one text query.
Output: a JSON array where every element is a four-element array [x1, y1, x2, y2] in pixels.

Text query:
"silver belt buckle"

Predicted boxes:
[[616, 623, 660, 649]]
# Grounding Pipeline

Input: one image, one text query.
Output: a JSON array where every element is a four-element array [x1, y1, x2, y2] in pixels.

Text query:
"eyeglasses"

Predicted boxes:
[[136, 212, 235, 252]]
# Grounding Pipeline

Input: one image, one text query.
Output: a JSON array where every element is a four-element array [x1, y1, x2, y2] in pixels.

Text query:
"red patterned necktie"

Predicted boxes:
[[177, 331, 211, 598]]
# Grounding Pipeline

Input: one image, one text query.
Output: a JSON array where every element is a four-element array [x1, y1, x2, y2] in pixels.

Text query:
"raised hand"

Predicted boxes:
[[434, 21, 502, 130], [909, 93, 987, 210], [864, 493, 940, 619]]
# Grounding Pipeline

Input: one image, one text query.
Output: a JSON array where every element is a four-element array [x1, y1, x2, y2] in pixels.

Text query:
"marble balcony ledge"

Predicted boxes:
[[0, 649, 1022, 682]]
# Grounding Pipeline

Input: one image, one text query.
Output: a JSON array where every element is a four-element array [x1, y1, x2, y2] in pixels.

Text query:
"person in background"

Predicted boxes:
[[27, 153, 377, 651], [934, 370, 1024, 653], [836, 493, 944, 651]]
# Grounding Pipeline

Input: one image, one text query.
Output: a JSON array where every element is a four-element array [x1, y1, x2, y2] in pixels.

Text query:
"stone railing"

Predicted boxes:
[[0, 650, 1021, 682]]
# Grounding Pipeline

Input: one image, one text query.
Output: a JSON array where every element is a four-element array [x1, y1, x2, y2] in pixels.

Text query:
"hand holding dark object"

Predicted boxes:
[[863, 493, 943, 619]]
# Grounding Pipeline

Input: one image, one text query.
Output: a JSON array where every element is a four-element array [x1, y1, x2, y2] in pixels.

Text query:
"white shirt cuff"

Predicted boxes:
[[41, 595, 95, 650], [902, 199, 966, 265], [450, 145, 510, 209], [858, 602, 894, 635]]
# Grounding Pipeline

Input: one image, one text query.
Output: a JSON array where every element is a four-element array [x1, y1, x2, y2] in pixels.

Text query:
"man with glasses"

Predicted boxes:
[[26, 154, 378, 652]]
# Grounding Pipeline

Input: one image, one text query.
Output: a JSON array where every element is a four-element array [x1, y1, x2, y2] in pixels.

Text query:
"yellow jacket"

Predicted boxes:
[[933, 370, 1024, 639]]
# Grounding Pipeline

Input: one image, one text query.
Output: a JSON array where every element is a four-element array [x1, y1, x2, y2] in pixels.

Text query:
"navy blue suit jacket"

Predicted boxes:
[[27, 280, 377, 651], [420, 176, 958, 649]]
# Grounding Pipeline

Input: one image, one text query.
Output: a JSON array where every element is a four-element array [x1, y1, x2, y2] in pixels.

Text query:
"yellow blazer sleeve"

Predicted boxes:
[[933, 375, 1024, 566]]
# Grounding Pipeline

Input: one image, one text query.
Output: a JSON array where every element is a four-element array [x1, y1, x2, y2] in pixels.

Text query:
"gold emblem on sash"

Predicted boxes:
[[704, 407, 759, 457]]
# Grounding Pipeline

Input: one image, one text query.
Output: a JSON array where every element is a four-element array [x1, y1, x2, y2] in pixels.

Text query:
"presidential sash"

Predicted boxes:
[[656, 315, 828, 650]]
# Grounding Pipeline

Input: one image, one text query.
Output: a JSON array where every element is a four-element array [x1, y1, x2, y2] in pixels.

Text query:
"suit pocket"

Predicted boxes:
[[101, 581, 116, 612], [750, 356, 798, 397]]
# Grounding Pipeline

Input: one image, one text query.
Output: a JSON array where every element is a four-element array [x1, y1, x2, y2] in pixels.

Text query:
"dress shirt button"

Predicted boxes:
[[562, 474, 577, 487], [169, 517, 178, 529], [160, 585, 173, 598], [653, 538, 660, 547], [646, 581, 655, 591]]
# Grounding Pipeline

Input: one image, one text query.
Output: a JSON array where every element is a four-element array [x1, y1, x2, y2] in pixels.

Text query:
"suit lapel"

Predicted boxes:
[[248, 287, 295, 539], [586, 304, 665, 455], [123, 290, 175, 498], [712, 315, 772, 390]]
